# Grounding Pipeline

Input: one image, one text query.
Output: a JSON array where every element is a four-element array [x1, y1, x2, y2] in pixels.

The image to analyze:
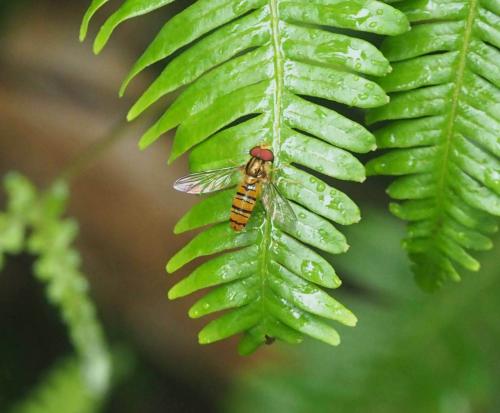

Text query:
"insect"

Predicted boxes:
[[173, 146, 295, 231]]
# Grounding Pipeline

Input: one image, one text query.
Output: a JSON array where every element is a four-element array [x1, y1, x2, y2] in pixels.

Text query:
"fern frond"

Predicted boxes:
[[8, 358, 102, 413], [82, 0, 409, 352], [0, 173, 111, 398], [27, 180, 111, 395], [366, 0, 500, 290]]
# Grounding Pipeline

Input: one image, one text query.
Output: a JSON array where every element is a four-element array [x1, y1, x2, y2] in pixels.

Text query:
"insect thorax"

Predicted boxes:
[[245, 157, 267, 178]]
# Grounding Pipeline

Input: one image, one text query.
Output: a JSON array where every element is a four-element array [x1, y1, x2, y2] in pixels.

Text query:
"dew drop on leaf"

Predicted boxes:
[[301, 260, 322, 279], [316, 182, 326, 192]]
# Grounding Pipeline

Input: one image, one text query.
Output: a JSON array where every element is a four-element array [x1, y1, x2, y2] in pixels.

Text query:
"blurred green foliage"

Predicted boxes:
[[8, 358, 104, 413], [226, 211, 500, 413], [0, 173, 111, 412]]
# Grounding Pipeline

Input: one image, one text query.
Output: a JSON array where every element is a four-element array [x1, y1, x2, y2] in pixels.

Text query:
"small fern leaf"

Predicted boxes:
[[366, 0, 500, 290], [82, 0, 409, 352]]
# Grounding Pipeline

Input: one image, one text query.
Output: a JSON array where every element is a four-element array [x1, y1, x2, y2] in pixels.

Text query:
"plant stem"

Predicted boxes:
[[57, 118, 130, 183]]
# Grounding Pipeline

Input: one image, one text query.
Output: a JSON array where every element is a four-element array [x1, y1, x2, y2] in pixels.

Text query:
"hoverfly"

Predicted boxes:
[[173, 146, 296, 231]]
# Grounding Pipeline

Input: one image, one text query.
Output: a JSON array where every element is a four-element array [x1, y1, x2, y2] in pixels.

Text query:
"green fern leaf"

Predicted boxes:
[[82, 0, 409, 352], [366, 0, 500, 290]]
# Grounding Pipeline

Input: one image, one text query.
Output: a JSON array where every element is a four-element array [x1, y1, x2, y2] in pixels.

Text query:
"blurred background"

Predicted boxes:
[[0, 1, 499, 412]]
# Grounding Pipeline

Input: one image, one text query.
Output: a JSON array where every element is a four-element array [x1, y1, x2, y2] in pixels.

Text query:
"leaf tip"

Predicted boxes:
[[167, 154, 177, 165], [79, 16, 90, 42], [92, 40, 104, 55], [188, 307, 201, 319], [327, 333, 341, 347], [137, 139, 148, 151], [198, 331, 212, 345], [345, 311, 358, 327], [119, 81, 129, 98], [388, 202, 403, 219], [138, 131, 157, 150], [126, 110, 136, 122], [173, 223, 183, 235], [165, 259, 177, 274], [167, 288, 177, 300]]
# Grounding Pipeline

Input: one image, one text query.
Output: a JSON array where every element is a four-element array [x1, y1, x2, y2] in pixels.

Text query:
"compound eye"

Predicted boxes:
[[260, 149, 274, 162], [250, 147, 260, 157]]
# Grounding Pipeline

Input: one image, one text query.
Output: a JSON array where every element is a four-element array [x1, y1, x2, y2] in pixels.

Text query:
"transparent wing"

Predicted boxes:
[[262, 181, 297, 229], [173, 166, 241, 194]]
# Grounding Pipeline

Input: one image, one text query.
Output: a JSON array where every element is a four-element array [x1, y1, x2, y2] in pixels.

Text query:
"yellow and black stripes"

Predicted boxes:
[[230, 179, 260, 231]]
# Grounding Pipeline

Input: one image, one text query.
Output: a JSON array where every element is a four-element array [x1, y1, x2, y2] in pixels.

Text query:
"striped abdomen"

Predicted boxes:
[[230, 177, 261, 232]]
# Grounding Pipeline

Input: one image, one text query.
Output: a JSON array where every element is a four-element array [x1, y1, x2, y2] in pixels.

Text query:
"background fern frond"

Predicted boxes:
[[366, 0, 500, 290], [27, 180, 111, 395], [82, 0, 409, 352], [0, 173, 111, 405], [8, 358, 102, 413]]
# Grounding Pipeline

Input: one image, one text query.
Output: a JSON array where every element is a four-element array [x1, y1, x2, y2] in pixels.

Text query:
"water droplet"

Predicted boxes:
[[316, 182, 326, 192], [301, 261, 322, 279]]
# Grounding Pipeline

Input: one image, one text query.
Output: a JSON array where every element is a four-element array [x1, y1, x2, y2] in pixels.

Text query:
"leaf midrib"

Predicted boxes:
[[258, 0, 284, 324], [433, 0, 478, 234]]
